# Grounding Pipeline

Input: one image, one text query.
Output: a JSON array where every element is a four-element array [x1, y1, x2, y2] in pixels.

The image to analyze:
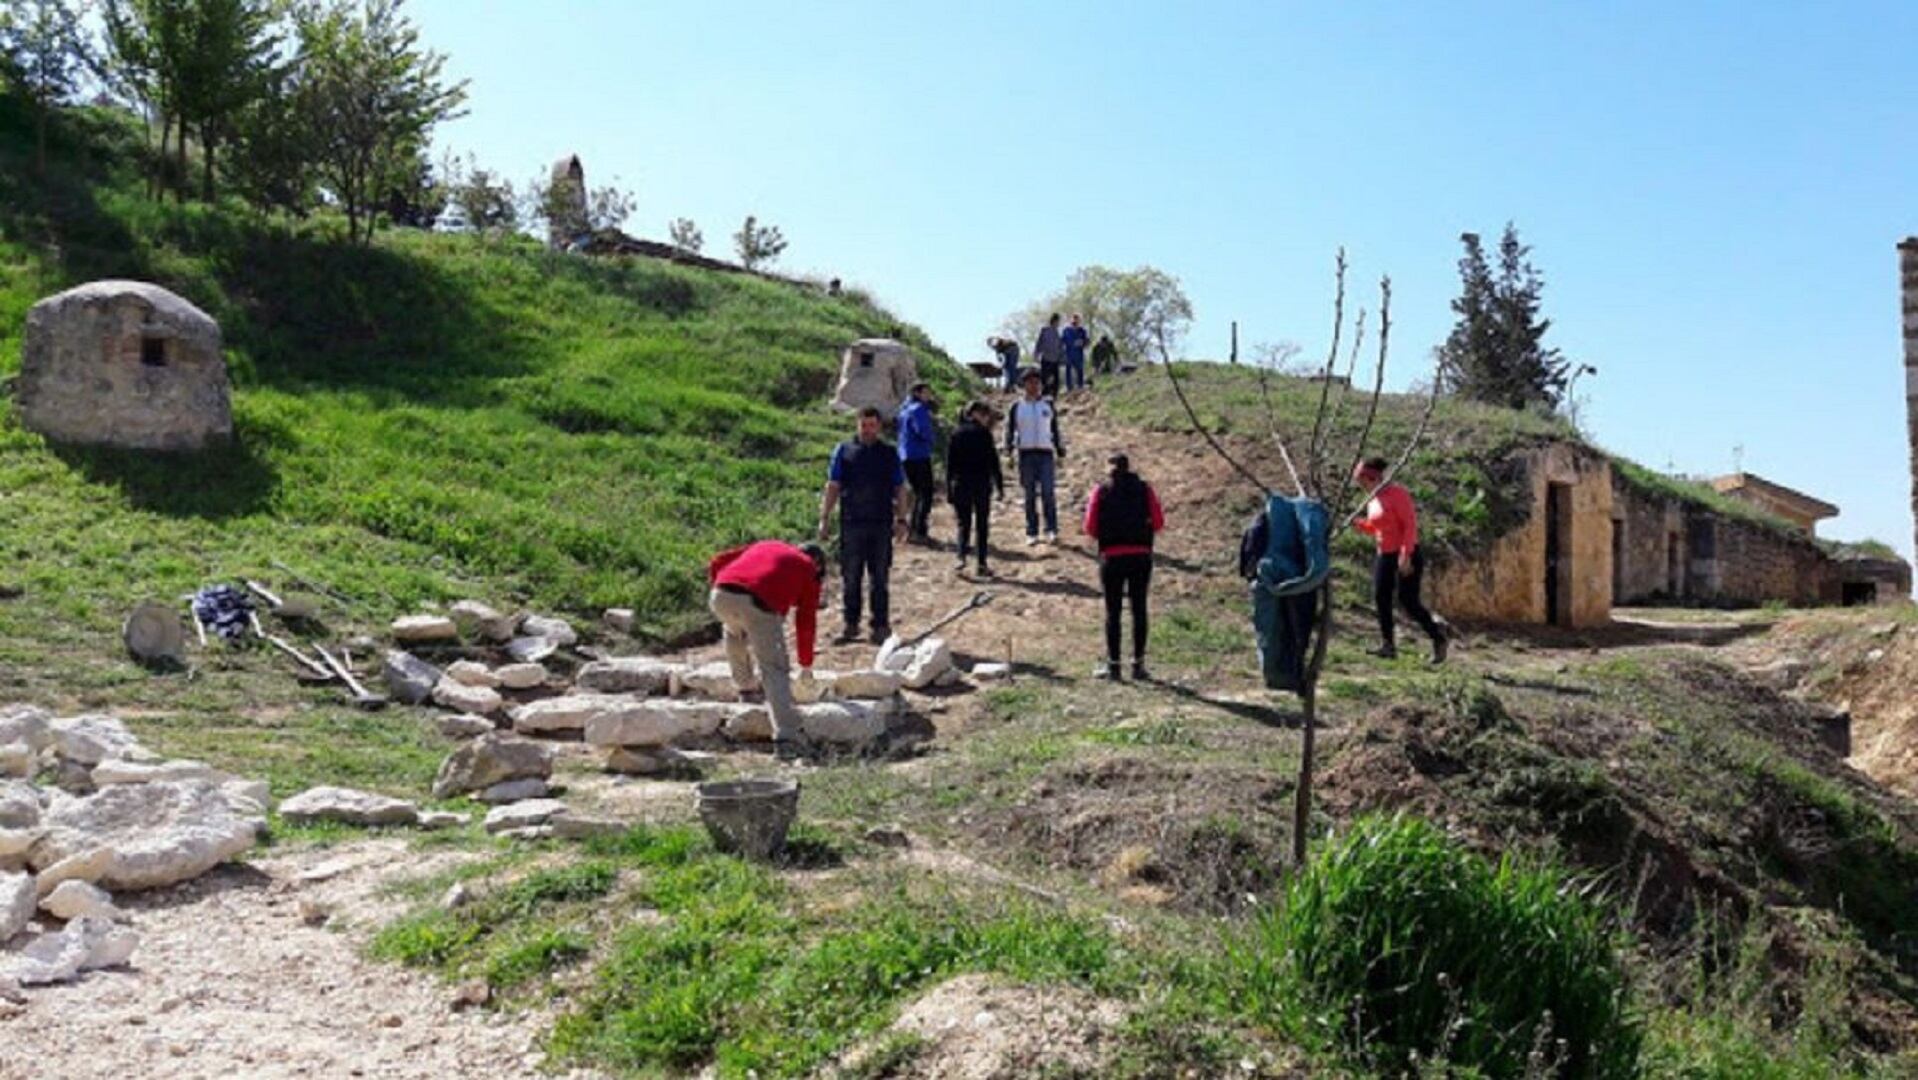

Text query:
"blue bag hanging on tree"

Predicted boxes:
[[1245, 495, 1330, 693]]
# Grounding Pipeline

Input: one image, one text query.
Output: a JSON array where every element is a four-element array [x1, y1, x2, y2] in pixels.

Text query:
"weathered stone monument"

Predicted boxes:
[[15, 280, 232, 451], [547, 153, 587, 249], [829, 338, 918, 415], [1901, 238, 1918, 566]]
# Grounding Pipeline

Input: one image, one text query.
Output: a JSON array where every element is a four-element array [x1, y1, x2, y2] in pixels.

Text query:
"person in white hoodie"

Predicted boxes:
[[1003, 368, 1065, 543]]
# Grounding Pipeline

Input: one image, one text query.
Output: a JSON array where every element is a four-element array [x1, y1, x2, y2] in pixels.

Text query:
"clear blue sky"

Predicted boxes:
[[412, 0, 1918, 562]]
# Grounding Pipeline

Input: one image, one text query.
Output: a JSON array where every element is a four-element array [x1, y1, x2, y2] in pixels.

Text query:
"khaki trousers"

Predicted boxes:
[[708, 588, 799, 741]]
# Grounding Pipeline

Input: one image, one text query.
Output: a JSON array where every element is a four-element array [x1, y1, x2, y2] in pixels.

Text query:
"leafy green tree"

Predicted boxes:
[[294, 0, 466, 243], [668, 217, 703, 254], [173, 0, 279, 199], [0, 0, 95, 170], [1436, 223, 1573, 410], [438, 153, 516, 234], [1007, 265, 1194, 364], [732, 214, 786, 269], [528, 169, 634, 241]]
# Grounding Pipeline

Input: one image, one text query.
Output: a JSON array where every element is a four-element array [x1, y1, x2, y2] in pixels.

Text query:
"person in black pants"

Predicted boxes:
[[944, 399, 1004, 576], [1082, 453, 1165, 680], [819, 407, 909, 644], [1352, 457, 1448, 663]]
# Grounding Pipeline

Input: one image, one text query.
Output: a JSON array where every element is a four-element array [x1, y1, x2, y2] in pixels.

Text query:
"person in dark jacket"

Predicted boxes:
[[1061, 313, 1090, 391], [896, 382, 938, 543], [1033, 313, 1064, 399], [989, 336, 1022, 392], [945, 399, 1004, 576], [707, 540, 827, 755], [1083, 453, 1165, 680], [819, 407, 909, 644], [1091, 334, 1118, 377]]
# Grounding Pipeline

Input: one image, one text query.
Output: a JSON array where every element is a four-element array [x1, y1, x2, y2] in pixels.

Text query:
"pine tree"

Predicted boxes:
[[1437, 223, 1572, 410]]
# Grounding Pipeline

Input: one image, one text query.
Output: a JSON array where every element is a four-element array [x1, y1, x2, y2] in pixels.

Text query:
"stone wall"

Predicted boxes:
[[1698, 515, 1831, 606], [1900, 239, 1918, 570], [1427, 442, 1615, 628]]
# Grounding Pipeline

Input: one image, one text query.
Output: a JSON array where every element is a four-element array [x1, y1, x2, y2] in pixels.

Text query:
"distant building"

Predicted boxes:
[[1709, 473, 1838, 536]]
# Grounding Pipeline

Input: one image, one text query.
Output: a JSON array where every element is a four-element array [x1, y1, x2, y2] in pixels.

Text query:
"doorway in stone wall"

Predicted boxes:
[[1545, 483, 1574, 626]]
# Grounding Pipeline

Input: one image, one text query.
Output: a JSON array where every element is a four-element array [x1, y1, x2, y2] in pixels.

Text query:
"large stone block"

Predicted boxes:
[[583, 701, 728, 749], [28, 781, 257, 891], [575, 657, 679, 694]]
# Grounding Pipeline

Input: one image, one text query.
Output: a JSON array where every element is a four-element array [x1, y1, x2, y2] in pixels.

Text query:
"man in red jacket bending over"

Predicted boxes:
[[708, 540, 828, 755], [1352, 457, 1448, 664]]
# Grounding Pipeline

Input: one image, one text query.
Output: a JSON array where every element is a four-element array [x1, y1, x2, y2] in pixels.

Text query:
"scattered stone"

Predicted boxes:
[[900, 637, 955, 690], [509, 693, 629, 734], [933, 667, 964, 688], [418, 810, 471, 831], [432, 732, 553, 798], [475, 778, 550, 804], [482, 799, 567, 834], [279, 786, 420, 827], [864, 826, 911, 849], [603, 748, 673, 775], [584, 700, 729, 749], [0, 828, 41, 866], [504, 636, 558, 664], [29, 780, 258, 891], [1868, 621, 1900, 639], [0, 871, 34, 941], [450, 600, 518, 643], [382, 651, 443, 706], [602, 608, 636, 634], [436, 713, 496, 739], [297, 898, 332, 926], [551, 814, 625, 840], [220, 779, 271, 816], [1865, 648, 1886, 664], [721, 706, 774, 743], [519, 614, 578, 647], [49, 714, 144, 766], [391, 614, 458, 644], [432, 678, 503, 716], [493, 662, 548, 690], [494, 826, 555, 842], [0, 706, 51, 752], [576, 657, 678, 694], [0, 743, 32, 779], [0, 781, 41, 830], [837, 670, 906, 697], [49, 759, 96, 795], [970, 662, 1012, 681], [92, 759, 225, 787], [445, 660, 500, 688], [674, 662, 739, 700], [40, 880, 120, 922], [5, 915, 138, 985], [798, 701, 888, 746], [441, 883, 472, 910], [33, 846, 115, 897], [450, 979, 490, 1010]]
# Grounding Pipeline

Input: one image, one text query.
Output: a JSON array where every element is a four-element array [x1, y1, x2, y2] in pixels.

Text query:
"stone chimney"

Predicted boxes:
[[1903, 239, 1918, 563]]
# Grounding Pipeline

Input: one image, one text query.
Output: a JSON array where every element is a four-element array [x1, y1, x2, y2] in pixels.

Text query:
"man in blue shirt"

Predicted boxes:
[[819, 407, 910, 644], [1061, 313, 1090, 392], [896, 382, 938, 543]]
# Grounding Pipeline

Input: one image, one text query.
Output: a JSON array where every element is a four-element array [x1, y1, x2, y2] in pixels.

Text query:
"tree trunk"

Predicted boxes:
[[1292, 582, 1334, 866], [176, 115, 188, 203], [33, 102, 47, 173], [202, 128, 215, 202]]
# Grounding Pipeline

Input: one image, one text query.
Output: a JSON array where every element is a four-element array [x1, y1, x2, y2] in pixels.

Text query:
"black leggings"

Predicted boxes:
[[1374, 548, 1444, 646], [953, 485, 992, 565], [1100, 554, 1152, 662], [904, 459, 935, 538]]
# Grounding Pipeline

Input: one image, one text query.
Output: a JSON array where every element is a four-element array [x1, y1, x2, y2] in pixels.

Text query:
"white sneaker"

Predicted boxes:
[[1024, 535, 1038, 546], [1043, 531, 1059, 544]]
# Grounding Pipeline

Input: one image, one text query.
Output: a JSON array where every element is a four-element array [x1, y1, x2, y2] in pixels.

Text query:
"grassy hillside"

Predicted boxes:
[[0, 93, 974, 643]]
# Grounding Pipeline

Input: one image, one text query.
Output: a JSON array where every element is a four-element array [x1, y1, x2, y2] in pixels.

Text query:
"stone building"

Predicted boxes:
[[14, 280, 232, 451], [829, 338, 919, 415], [1709, 473, 1837, 535]]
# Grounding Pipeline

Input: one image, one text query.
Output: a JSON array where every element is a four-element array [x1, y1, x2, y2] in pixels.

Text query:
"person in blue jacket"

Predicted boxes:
[[1061, 313, 1091, 392], [896, 383, 938, 543]]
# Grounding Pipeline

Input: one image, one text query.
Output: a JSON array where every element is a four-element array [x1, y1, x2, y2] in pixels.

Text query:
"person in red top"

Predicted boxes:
[[1083, 453, 1165, 681], [707, 540, 828, 754], [1352, 457, 1448, 663]]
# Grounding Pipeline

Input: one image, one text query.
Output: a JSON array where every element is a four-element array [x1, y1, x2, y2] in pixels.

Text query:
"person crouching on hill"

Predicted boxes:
[[945, 399, 1004, 576], [708, 540, 828, 758], [1352, 457, 1449, 664], [1084, 453, 1164, 681]]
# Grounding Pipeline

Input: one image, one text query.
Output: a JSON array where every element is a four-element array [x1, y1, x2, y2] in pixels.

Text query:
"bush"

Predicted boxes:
[[1245, 815, 1639, 1078]]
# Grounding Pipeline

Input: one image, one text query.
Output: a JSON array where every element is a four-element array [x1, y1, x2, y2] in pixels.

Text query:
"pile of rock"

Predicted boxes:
[[1, 705, 270, 993]]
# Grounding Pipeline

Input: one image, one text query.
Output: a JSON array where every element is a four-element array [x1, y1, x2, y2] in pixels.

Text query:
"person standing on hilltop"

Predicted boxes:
[[1091, 333, 1118, 378], [1033, 313, 1064, 398], [1061, 313, 1091, 392], [707, 540, 828, 758], [1352, 456, 1449, 664], [819, 408, 909, 644], [1084, 453, 1165, 681], [989, 336, 1022, 392], [945, 399, 1004, 576], [1005, 368, 1064, 544], [897, 382, 938, 544]]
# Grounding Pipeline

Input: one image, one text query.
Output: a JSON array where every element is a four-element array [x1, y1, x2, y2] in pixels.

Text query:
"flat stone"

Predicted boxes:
[[0, 828, 41, 861], [418, 810, 471, 830], [432, 732, 553, 798], [40, 880, 120, 922], [28, 781, 257, 891], [91, 759, 226, 787], [6, 915, 138, 985], [0, 706, 51, 752], [721, 706, 774, 743], [0, 871, 33, 941], [835, 670, 905, 697], [900, 637, 954, 690], [482, 798, 567, 834], [449, 600, 518, 643], [220, 780, 271, 816], [519, 614, 578, 647], [493, 663, 548, 690], [970, 662, 1011, 681], [33, 846, 115, 897], [383, 651, 443, 706], [445, 660, 500, 688], [392, 614, 458, 643], [551, 814, 625, 839], [0, 743, 32, 779], [798, 701, 888, 746], [504, 636, 558, 664], [0, 781, 41, 830], [49, 715, 144, 766], [279, 786, 420, 827], [583, 700, 728, 749], [494, 825, 555, 841], [432, 678, 503, 716], [509, 694, 630, 734], [603, 748, 671, 775], [674, 662, 739, 700], [602, 608, 636, 633], [575, 657, 678, 694], [436, 714, 496, 739], [475, 778, 549, 804]]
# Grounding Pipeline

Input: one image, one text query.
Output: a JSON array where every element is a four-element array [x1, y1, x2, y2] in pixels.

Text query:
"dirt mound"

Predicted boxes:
[[837, 974, 1126, 1079], [1760, 615, 1918, 798]]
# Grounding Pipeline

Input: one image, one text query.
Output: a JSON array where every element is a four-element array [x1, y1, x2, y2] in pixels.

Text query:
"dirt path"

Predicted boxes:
[[0, 839, 601, 1080]]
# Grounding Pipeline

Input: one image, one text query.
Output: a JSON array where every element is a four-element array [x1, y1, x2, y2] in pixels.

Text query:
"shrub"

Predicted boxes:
[[1246, 815, 1639, 1078]]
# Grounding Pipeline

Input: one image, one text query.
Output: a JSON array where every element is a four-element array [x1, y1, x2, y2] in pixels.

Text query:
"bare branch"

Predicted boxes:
[[1347, 355, 1443, 525], [1156, 330, 1273, 499], [1306, 249, 1348, 490], [1294, 581, 1332, 865], [1315, 307, 1367, 471], [1332, 275, 1393, 515], [1255, 353, 1306, 496]]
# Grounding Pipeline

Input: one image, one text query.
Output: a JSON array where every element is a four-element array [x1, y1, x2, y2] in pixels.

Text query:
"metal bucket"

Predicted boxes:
[[695, 777, 800, 860]]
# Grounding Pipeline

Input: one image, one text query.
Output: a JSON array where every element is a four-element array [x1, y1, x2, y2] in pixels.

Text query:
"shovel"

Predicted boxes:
[[876, 591, 994, 666], [313, 643, 388, 711]]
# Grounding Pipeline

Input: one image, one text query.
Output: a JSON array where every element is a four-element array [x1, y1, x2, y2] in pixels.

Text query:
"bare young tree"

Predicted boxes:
[[1160, 249, 1440, 865], [733, 214, 787, 269], [667, 217, 703, 254]]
